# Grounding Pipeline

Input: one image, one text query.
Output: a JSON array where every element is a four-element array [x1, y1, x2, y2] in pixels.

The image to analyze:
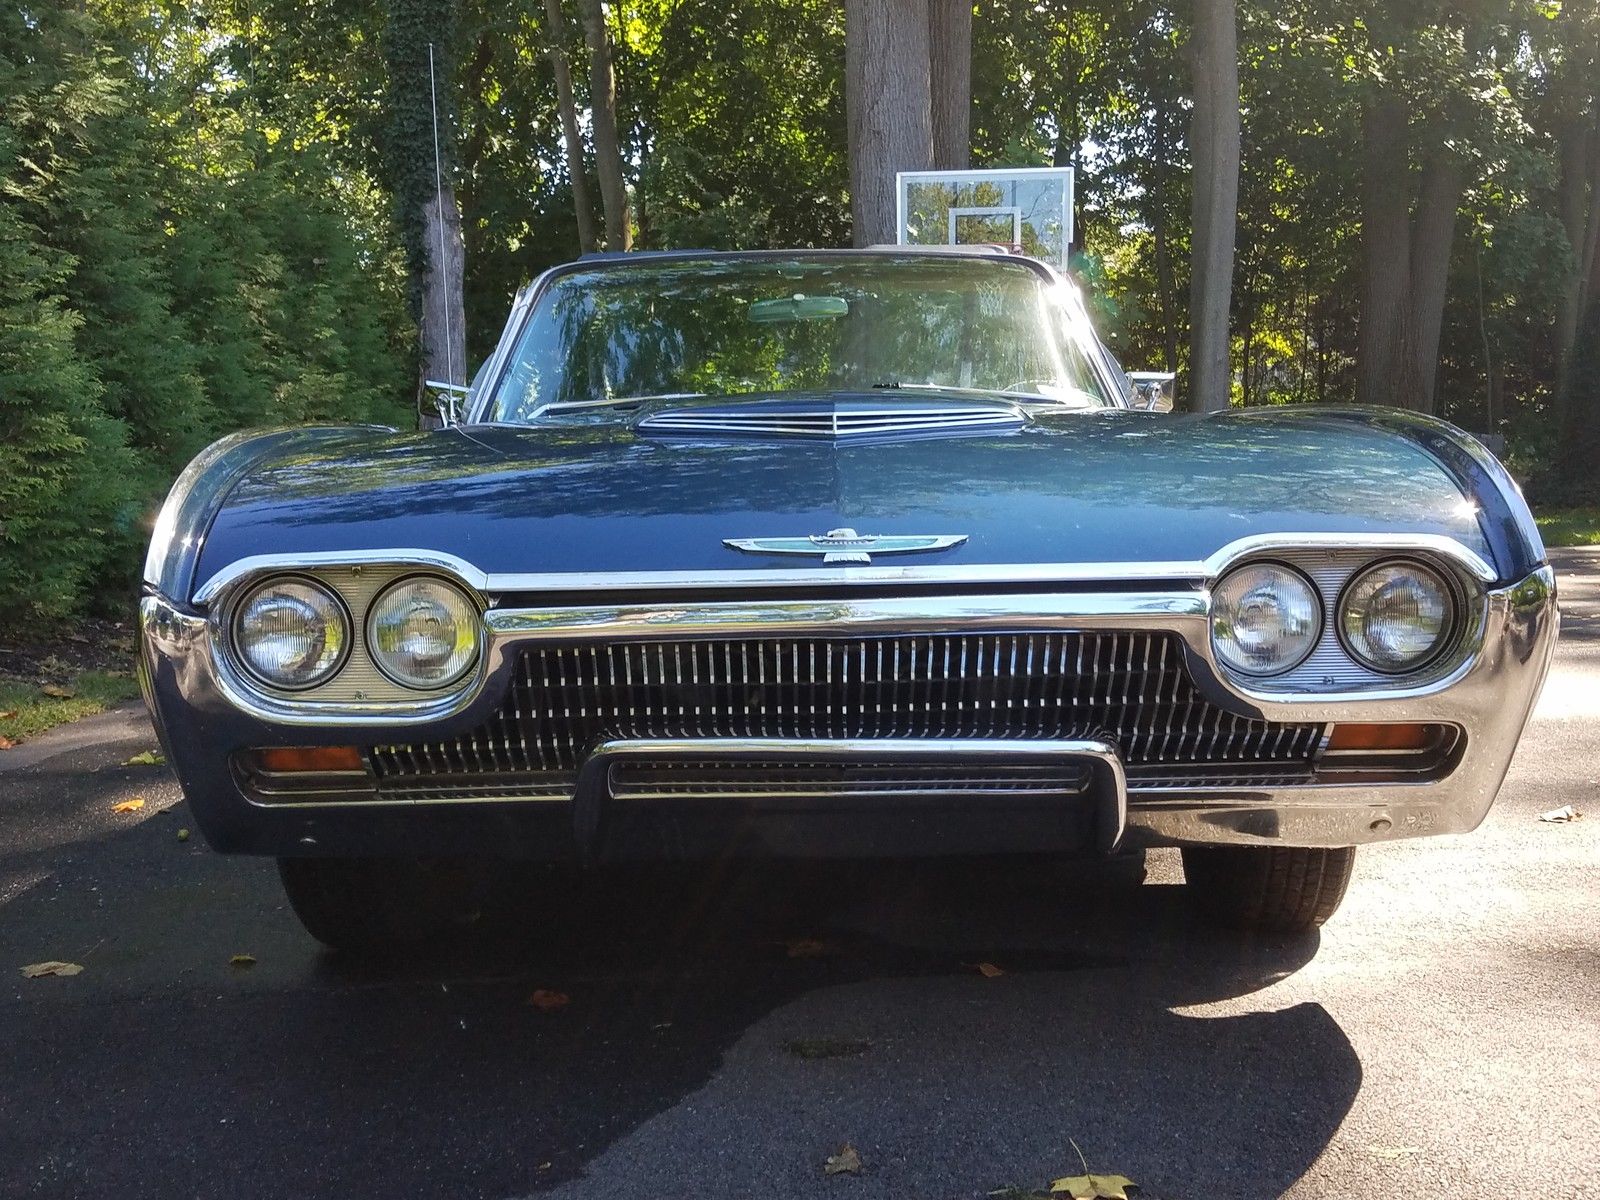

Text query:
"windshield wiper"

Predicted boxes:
[[526, 392, 705, 420], [871, 381, 1096, 407]]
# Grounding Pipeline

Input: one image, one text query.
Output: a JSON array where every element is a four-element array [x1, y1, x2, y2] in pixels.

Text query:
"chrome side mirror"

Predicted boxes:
[[424, 379, 470, 428], [1127, 371, 1176, 412]]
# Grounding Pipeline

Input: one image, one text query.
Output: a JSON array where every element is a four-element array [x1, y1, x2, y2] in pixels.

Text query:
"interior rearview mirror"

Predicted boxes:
[[748, 295, 849, 323]]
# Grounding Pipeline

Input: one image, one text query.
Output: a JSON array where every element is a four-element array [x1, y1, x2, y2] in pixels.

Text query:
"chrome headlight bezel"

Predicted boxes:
[[364, 574, 483, 691], [1336, 557, 1458, 675], [1209, 560, 1324, 678], [229, 575, 352, 692]]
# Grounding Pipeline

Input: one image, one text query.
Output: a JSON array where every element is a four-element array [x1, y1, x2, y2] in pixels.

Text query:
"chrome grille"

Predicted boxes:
[[369, 632, 1327, 799]]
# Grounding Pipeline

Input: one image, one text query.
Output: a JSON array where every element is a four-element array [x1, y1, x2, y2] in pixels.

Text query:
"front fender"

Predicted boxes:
[[1313, 407, 1546, 585], [143, 425, 396, 604]]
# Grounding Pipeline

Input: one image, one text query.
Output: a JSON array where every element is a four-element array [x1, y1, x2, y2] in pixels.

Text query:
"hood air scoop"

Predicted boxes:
[[635, 394, 1027, 441]]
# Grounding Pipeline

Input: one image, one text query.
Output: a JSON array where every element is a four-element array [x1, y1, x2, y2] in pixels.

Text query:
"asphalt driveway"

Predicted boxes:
[[2, 553, 1597, 1199]]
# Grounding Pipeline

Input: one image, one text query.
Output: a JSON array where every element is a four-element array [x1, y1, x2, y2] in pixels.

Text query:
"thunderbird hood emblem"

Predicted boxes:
[[723, 528, 968, 565]]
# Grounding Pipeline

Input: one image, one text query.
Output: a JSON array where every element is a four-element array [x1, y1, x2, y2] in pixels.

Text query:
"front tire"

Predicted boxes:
[[277, 858, 480, 951], [1181, 845, 1355, 933]]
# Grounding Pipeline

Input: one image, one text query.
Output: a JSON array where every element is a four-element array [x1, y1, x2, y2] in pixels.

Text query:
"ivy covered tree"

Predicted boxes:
[[383, 0, 468, 391]]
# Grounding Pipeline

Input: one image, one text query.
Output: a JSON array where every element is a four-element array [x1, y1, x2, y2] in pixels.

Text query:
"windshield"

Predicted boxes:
[[484, 254, 1114, 423]]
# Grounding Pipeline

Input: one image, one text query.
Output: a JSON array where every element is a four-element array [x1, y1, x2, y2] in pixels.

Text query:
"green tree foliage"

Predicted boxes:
[[6, 0, 1600, 627], [0, 191, 137, 626], [627, 0, 850, 252], [1, 0, 409, 627]]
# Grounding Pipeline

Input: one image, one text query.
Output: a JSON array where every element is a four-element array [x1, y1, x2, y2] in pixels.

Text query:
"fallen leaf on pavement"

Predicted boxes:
[[528, 989, 570, 1011], [1050, 1175, 1136, 1199], [824, 1144, 862, 1175], [786, 937, 837, 959], [785, 1037, 872, 1060], [969, 961, 1005, 978], [1538, 804, 1582, 823], [111, 797, 146, 814], [21, 961, 84, 979], [1051, 1140, 1134, 1199], [229, 954, 257, 968], [177, 828, 191, 842], [1368, 1145, 1421, 1161], [39, 684, 75, 699], [0, 736, 15, 750], [124, 750, 166, 766]]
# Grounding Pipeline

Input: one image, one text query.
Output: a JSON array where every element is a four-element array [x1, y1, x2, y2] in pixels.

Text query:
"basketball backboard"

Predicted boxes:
[[896, 167, 1074, 267]]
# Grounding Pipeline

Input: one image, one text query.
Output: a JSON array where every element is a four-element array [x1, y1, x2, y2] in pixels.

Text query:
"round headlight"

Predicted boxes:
[[1339, 560, 1453, 673], [1210, 563, 1322, 677], [233, 577, 349, 690], [366, 577, 480, 689]]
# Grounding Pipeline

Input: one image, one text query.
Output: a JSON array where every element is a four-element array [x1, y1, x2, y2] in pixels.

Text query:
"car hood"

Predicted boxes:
[[195, 406, 1495, 590]]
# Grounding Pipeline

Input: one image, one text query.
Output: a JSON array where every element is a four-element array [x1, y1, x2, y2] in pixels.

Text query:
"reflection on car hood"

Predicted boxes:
[[195, 407, 1494, 588]]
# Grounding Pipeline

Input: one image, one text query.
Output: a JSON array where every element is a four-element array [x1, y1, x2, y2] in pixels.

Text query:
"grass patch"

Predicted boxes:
[[0, 670, 141, 744], [1536, 507, 1600, 547]]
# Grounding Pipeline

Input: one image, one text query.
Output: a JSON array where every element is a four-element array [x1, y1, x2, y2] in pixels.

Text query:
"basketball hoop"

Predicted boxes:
[[896, 167, 1074, 267]]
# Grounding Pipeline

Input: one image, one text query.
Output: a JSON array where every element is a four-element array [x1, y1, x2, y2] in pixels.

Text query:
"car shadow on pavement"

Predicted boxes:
[[1, 800, 1360, 1200]]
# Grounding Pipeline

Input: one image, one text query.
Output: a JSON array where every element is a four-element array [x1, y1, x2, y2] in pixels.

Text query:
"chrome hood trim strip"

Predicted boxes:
[[191, 530, 1499, 604]]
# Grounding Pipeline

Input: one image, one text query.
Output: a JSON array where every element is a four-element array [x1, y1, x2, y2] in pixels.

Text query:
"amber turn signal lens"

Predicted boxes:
[[253, 745, 364, 773], [1325, 723, 1433, 752]]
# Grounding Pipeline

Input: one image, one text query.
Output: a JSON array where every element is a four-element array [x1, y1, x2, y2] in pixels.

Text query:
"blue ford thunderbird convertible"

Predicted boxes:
[[139, 247, 1558, 948]]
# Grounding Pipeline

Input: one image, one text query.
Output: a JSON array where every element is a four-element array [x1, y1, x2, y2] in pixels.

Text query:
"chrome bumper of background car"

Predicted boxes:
[[139, 564, 1557, 852]]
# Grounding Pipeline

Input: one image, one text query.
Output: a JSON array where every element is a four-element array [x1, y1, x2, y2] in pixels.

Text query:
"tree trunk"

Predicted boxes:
[[1405, 151, 1466, 414], [1559, 124, 1600, 439], [1239, 274, 1254, 406], [1356, 88, 1467, 415], [420, 188, 466, 386], [928, 0, 971, 169], [1554, 120, 1591, 405], [845, 0, 933, 247], [544, 0, 597, 254], [1186, 0, 1240, 413], [1151, 117, 1179, 373], [1356, 92, 1414, 409], [1153, 206, 1178, 373], [576, 0, 630, 250], [1316, 305, 1329, 403], [1581, 127, 1600, 316]]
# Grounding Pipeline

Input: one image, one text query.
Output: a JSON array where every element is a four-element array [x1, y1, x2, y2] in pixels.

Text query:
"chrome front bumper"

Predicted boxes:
[[140, 564, 1558, 854]]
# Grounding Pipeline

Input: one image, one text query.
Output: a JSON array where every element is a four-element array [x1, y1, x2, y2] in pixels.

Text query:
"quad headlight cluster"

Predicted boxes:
[[231, 574, 481, 692], [1210, 558, 1458, 680]]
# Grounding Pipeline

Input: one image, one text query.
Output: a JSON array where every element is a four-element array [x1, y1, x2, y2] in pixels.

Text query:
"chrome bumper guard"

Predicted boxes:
[[146, 563, 1558, 851], [571, 737, 1129, 855]]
